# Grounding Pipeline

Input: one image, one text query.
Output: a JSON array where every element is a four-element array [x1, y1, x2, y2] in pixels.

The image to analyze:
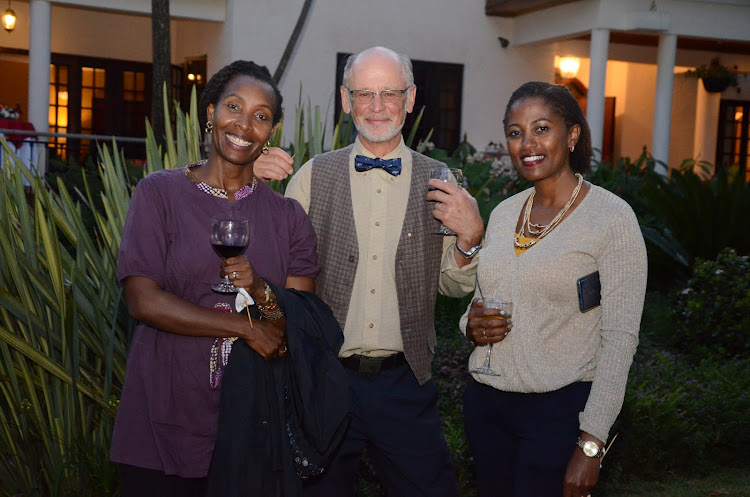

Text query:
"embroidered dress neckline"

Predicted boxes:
[[185, 160, 257, 201]]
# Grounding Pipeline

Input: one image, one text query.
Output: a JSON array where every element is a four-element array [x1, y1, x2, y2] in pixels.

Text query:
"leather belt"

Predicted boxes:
[[340, 352, 407, 374]]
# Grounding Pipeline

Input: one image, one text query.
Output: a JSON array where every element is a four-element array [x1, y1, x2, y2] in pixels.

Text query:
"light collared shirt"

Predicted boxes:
[[286, 136, 477, 357]]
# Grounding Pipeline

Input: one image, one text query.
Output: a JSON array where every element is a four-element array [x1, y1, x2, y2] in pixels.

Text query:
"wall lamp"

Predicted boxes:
[[558, 56, 581, 79], [2, 0, 16, 33]]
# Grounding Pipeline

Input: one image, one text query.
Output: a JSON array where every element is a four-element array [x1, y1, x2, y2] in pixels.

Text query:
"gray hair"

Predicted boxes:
[[342, 46, 414, 89]]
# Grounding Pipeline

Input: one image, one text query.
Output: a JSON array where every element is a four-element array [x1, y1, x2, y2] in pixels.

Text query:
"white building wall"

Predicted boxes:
[[670, 73, 698, 169], [199, 0, 552, 149], [51, 7, 157, 62], [5, 0, 550, 150], [172, 19, 222, 65], [4, 0, 750, 164], [0, 2, 182, 62]]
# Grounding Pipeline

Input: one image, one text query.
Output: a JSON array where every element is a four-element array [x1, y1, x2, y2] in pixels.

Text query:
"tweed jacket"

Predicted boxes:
[[308, 145, 444, 385]]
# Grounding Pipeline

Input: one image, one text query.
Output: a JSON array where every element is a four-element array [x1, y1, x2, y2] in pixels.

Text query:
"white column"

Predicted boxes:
[[27, 0, 51, 176], [692, 85, 721, 178], [651, 33, 677, 176], [586, 29, 609, 164]]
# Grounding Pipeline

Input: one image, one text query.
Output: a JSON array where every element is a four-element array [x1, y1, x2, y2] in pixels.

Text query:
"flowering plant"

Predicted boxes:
[[685, 58, 739, 87], [0, 104, 21, 120]]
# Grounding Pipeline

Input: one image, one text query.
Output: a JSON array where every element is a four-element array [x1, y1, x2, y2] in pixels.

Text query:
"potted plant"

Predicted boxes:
[[685, 58, 739, 93]]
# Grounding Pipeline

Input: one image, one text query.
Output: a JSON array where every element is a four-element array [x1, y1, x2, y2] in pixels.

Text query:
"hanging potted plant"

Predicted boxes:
[[686, 58, 739, 93]]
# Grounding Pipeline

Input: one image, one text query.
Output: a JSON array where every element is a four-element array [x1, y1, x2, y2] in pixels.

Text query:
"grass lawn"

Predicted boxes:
[[603, 468, 750, 497]]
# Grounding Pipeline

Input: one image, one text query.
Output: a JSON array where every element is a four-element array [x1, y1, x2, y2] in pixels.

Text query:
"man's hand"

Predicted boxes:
[[426, 179, 484, 264], [253, 147, 294, 181]]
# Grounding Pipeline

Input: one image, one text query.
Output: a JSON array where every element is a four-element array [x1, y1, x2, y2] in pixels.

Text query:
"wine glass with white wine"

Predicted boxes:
[[469, 299, 513, 376]]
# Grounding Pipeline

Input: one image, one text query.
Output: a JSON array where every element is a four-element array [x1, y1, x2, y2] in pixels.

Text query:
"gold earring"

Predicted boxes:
[[262, 142, 270, 155], [205, 121, 213, 134]]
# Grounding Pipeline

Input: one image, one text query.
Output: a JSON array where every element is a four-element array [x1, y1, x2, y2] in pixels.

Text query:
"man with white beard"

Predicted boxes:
[[256, 46, 484, 496]]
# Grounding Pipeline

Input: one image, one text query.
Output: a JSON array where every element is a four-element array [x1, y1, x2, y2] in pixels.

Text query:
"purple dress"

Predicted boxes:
[[110, 167, 319, 478]]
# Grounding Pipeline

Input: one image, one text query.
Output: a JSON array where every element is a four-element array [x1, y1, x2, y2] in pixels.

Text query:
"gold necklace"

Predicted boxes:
[[514, 173, 584, 249]]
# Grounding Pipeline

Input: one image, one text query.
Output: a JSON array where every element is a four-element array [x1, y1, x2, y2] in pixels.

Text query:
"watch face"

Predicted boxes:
[[583, 441, 599, 457]]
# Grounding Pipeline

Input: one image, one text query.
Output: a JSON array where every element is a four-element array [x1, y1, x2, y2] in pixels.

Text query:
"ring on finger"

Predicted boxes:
[[231, 271, 238, 281], [481, 329, 487, 338]]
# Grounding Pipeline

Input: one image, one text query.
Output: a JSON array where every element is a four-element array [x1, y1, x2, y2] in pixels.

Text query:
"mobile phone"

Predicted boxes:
[[577, 271, 601, 313]]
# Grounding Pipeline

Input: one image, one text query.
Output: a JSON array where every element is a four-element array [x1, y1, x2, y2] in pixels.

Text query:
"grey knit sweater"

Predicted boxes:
[[460, 184, 647, 443]]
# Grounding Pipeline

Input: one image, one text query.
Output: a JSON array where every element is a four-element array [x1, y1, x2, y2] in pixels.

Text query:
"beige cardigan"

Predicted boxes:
[[460, 184, 647, 443]]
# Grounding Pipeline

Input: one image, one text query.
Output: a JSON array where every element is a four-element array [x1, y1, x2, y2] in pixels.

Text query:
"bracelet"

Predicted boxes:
[[257, 283, 285, 320], [258, 302, 284, 320]]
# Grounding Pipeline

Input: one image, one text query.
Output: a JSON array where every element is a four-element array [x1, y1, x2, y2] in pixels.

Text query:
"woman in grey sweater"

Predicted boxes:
[[460, 81, 647, 497]]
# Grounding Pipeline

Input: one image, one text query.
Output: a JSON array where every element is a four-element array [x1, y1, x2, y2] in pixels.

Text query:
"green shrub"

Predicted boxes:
[[642, 164, 750, 266], [0, 89, 202, 497], [0, 139, 128, 497], [433, 294, 477, 497], [587, 151, 666, 228], [608, 338, 750, 479], [671, 248, 750, 360]]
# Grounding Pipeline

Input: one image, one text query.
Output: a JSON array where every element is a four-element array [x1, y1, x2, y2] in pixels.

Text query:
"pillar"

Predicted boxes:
[[652, 33, 678, 175], [27, 0, 51, 176], [587, 28, 609, 164]]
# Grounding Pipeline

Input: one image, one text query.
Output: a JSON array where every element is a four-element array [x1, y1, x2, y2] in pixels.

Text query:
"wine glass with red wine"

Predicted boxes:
[[210, 217, 250, 293]]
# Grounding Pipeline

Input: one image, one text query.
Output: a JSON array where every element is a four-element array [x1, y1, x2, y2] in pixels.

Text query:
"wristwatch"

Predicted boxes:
[[576, 438, 604, 458], [456, 241, 482, 259]]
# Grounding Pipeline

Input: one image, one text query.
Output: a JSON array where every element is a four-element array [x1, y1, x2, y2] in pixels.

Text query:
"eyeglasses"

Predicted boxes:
[[347, 88, 410, 105]]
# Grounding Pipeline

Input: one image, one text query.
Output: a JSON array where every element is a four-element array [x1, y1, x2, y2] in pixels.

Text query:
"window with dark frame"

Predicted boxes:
[[48, 63, 70, 159], [335, 53, 464, 153], [47, 55, 183, 162], [716, 100, 749, 182]]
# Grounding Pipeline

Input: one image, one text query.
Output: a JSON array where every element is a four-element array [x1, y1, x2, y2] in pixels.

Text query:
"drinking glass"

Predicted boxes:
[[429, 165, 463, 235], [469, 299, 513, 376], [210, 217, 250, 293]]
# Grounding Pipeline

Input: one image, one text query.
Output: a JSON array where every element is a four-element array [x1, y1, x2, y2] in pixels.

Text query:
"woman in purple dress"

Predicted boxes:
[[110, 61, 319, 496]]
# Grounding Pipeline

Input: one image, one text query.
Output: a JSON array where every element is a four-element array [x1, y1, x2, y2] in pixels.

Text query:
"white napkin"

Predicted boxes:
[[234, 288, 255, 312]]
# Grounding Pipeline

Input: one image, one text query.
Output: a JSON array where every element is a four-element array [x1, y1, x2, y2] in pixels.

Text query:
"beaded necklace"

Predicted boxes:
[[514, 173, 583, 250], [185, 160, 258, 201]]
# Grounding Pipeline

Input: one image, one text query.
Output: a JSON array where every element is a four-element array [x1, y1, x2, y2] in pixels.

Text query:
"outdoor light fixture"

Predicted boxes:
[[2, 0, 16, 33], [558, 56, 581, 79]]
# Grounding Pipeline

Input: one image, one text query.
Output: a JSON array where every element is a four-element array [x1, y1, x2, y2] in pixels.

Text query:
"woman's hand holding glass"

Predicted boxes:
[[211, 218, 250, 293], [467, 298, 513, 376], [221, 256, 288, 360], [467, 298, 513, 345], [220, 255, 265, 302]]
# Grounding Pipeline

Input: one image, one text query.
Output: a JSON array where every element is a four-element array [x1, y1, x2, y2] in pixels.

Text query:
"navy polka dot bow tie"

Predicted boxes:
[[354, 155, 402, 177]]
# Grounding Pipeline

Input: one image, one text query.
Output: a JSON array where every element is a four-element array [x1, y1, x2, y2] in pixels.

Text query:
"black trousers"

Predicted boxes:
[[119, 463, 207, 497], [303, 363, 459, 497], [463, 379, 591, 497]]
